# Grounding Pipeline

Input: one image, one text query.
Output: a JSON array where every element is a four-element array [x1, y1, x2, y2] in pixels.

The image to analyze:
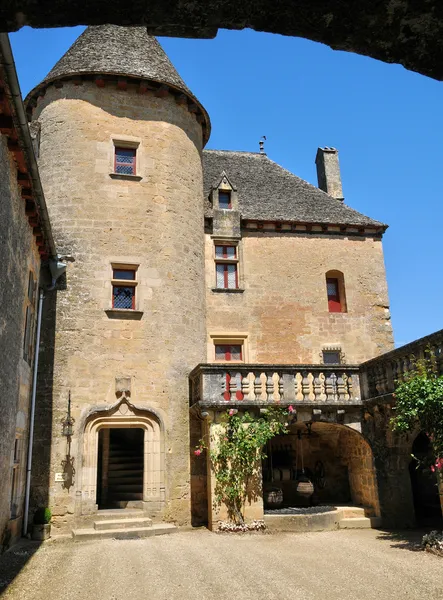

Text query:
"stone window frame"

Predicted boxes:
[[209, 333, 249, 363], [105, 262, 144, 319], [109, 137, 142, 181], [212, 239, 244, 293], [321, 345, 345, 365], [325, 269, 347, 313]]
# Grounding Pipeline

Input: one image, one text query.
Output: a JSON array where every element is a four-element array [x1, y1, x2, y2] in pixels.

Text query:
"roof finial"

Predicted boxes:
[[259, 135, 267, 154]]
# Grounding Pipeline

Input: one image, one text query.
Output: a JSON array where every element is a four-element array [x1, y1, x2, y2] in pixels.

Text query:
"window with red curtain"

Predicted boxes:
[[114, 147, 136, 175], [215, 344, 243, 361], [215, 245, 238, 289], [215, 344, 244, 400], [327, 277, 342, 313]]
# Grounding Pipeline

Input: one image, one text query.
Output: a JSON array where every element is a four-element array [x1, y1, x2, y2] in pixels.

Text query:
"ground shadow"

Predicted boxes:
[[0, 540, 41, 594], [376, 529, 430, 553]]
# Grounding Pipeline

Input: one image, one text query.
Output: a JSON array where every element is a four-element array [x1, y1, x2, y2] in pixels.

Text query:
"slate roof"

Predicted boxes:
[[25, 25, 210, 141], [42, 25, 192, 93], [203, 150, 386, 229]]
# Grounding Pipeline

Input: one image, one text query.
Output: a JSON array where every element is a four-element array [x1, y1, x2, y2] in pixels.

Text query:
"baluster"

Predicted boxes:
[[302, 372, 310, 401], [313, 374, 322, 401], [222, 372, 230, 401], [254, 372, 262, 402], [242, 373, 250, 400], [325, 372, 338, 401], [295, 372, 303, 401], [229, 371, 237, 402], [278, 373, 284, 402], [266, 373, 274, 402], [337, 374, 346, 401]]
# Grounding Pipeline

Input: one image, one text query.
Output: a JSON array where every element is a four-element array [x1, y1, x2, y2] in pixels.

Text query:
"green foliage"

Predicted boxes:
[[199, 408, 289, 524], [33, 507, 52, 525], [391, 350, 443, 475]]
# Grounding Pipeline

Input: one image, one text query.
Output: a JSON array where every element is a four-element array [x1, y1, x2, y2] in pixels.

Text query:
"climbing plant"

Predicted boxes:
[[195, 407, 292, 524], [390, 350, 443, 480]]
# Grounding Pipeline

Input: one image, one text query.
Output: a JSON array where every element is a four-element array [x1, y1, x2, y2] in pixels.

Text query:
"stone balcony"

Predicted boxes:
[[189, 364, 362, 409], [359, 329, 443, 403]]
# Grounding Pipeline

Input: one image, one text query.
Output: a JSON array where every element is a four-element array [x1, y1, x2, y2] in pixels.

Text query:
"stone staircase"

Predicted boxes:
[[106, 442, 143, 506], [339, 506, 382, 529], [72, 510, 177, 541]]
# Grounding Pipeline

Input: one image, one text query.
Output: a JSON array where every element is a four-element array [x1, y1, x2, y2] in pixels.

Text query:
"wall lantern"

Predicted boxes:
[[62, 391, 75, 438]]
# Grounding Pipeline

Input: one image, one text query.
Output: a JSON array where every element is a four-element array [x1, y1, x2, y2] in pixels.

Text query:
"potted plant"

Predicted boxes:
[[31, 508, 52, 541]]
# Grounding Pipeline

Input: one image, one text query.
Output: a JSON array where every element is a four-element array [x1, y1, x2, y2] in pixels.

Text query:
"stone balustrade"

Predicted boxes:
[[190, 364, 361, 406], [359, 329, 443, 401]]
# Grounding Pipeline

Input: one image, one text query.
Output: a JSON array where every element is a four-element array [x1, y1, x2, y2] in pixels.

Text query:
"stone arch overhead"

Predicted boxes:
[[76, 397, 166, 514], [1, 3, 442, 80], [304, 420, 381, 515]]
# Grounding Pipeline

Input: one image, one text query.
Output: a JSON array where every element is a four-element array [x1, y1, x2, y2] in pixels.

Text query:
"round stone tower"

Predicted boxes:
[[25, 26, 210, 527]]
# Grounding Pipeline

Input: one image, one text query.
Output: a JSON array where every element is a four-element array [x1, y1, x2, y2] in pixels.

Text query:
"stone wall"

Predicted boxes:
[[31, 80, 206, 530], [205, 231, 393, 364], [0, 133, 40, 549]]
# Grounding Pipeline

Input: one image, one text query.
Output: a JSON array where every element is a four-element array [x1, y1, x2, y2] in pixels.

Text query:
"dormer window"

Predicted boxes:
[[219, 191, 232, 210]]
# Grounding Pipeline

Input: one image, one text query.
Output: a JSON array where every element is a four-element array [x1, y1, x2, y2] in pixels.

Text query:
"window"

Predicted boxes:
[[326, 271, 347, 313], [215, 245, 239, 289], [213, 341, 244, 401], [215, 344, 243, 361], [323, 350, 341, 365], [112, 266, 138, 309], [219, 191, 232, 210], [114, 147, 136, 175], [10, 437, 21, 518], [23, 271, 36, 364]]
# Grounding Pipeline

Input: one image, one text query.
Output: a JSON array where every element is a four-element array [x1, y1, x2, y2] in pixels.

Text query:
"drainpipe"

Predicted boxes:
[[23, 288, 44, 536]]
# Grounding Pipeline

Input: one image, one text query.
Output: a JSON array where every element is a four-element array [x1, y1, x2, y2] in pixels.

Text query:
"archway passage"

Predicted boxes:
[[97, 428, 144, 509], [263, 422, 379, 516], [1, 3, 443, 80], [409, 433, 443, 527]]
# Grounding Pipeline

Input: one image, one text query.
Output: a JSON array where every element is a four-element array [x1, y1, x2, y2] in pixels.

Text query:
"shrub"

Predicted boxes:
[[33, 508, 51, 525]]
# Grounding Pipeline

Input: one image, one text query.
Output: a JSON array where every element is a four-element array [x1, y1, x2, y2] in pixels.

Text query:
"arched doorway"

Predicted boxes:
[[263, 422, 380, 515], [409, 432, 442, 526], [78, 399, 165, 515]]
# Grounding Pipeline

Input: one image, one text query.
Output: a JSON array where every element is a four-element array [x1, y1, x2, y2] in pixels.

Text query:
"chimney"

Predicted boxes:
[[315, 147, 344, 201]]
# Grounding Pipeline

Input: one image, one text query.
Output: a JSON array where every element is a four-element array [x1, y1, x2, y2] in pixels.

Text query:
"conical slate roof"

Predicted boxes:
[[42, 25, 192, 94], [25, 25, 210, 142]]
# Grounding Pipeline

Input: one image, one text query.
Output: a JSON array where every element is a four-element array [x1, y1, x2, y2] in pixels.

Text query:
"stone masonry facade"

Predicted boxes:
[[2, 25, 437, 542]]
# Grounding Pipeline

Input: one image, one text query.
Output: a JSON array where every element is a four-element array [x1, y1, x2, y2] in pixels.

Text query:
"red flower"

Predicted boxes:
[[194, 449, 202, 456], [288, 405, 295, 413]]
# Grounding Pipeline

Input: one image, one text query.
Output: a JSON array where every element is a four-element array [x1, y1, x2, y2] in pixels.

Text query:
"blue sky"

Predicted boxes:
[[10, 26, 443, 348]]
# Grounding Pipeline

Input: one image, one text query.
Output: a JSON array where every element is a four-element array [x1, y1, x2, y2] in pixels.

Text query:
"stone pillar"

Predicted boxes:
[[315, 147, 344, 201]]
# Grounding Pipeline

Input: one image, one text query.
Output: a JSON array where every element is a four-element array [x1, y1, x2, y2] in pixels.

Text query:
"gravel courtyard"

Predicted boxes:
[[1, 529, 443, 600]]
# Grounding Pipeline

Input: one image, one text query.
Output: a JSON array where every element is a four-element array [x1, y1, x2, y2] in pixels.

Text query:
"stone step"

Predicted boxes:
[[340, 517, 382, 529], [72, 523, 177, 541], [107, 492, 143, 501], [94, 517, 152, 531], [108, 462, 144, 471], [96, 509, 144, 520], [108, 469, 143, 478], [108, 483, 143, 491], [341, 507, 366, 518]]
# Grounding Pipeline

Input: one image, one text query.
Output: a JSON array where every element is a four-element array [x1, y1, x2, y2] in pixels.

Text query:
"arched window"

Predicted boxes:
[[325, 270, 347, 313]]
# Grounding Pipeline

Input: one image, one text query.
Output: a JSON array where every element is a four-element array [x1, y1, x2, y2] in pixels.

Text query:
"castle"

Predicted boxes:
[[1, 25, 441, 546]]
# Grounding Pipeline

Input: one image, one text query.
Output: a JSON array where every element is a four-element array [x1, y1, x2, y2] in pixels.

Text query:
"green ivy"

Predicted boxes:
[[391, 351, 443, 478], [198, 408, 290, 524]]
